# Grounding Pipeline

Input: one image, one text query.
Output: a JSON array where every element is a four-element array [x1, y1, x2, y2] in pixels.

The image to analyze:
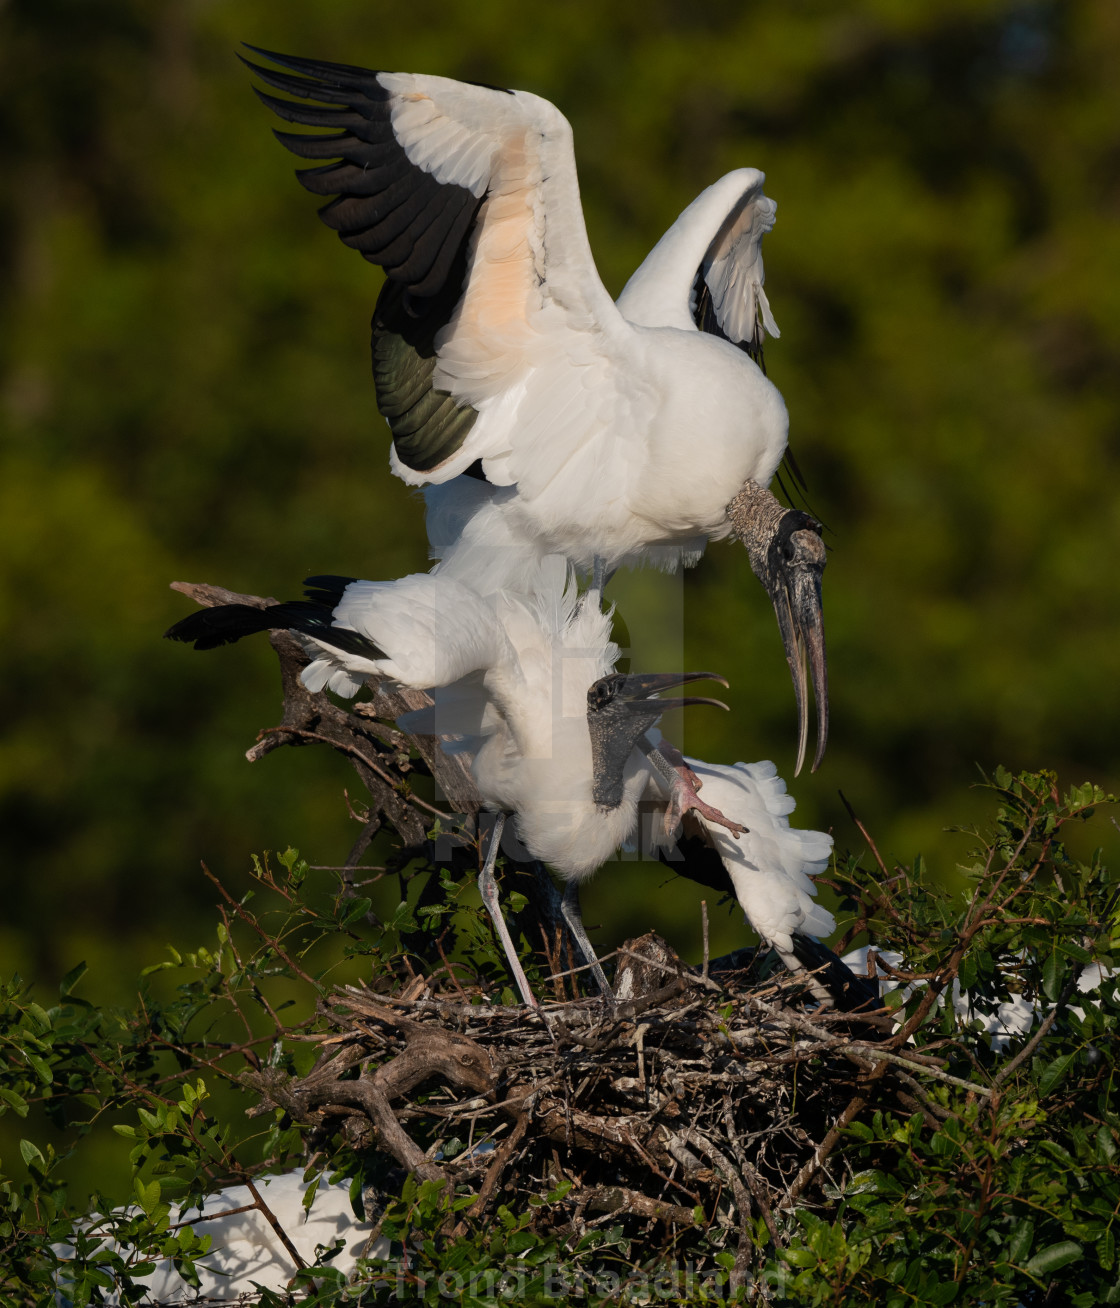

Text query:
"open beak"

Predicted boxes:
[[616, 670, 731, 715], [764, 514, 828, 775]]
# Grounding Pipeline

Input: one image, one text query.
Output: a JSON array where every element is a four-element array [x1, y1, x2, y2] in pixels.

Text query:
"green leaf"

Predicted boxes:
[[23, 1002, 52, 1034], [1008, 1217, 1034, 1265], [27, 1053, 53, 1085], [342, 897, 373, 926], [1026, 1241, 1082, 1276], [0, 1088, 29, 1118], [388, 901, 417, 932], [135, 1176, 162, 1214], [19, 1138, 45, 1171], [930, 1282, 960, 1305], [59, 961, 88, 997], [1039, 1052, 1076, 1097], [1042, 950, 1063, 1003]]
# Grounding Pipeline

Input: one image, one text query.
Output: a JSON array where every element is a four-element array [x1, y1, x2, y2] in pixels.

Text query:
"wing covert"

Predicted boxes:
[[693, 177, 780, 368]]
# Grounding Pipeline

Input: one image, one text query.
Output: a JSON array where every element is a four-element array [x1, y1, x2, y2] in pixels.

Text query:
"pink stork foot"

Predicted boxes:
[[655, 742, 748, 839]]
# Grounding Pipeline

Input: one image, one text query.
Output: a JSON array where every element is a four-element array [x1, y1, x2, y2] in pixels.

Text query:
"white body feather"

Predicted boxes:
[[844, 948, 1115, 1054], [54, 1172, 385, 1303], [664, 759, 834, 956], [298, 549, 646, 882], [424, 151, 787, 573]]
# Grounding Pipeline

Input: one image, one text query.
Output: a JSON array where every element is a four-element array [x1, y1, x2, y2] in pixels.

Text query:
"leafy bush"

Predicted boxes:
[[2, 768, 1117, 1305]]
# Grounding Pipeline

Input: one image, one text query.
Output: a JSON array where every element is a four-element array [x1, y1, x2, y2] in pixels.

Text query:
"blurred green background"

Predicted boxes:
[[3, 0, 1119, 999]]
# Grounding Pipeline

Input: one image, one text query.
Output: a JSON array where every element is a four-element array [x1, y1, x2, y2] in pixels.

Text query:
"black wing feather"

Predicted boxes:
[[272, 128, 359, 162], [302, 575, 357, 605], [658, 833, 735, 895], [787, 935, 881, 1013], [371, 244, 477, 471], [166, 579, 386, 664], [164, 604, 281, 651], [244, 49, 483, 302]]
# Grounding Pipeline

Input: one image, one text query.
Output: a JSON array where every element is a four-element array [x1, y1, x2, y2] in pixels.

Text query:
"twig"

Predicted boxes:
[[580, 1184, 697, 1228], [721, 1094, 779, 1246], [463, 1110, 532, 1221], [202, 864, 320, 989], [244, 1178, 309, 1275], [547, 949, 622, 983], [781, 1084, 876, 1210], [250, 725, 448, 820]]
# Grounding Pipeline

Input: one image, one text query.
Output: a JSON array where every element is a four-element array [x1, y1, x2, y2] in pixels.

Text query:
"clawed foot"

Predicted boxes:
[[655, 742, 747, 840]]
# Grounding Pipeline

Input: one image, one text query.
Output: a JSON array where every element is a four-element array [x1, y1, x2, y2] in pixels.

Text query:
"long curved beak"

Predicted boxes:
[[617, 670, 731, 715], [766, 519, 828, 775], [728, 484, 830, 773]]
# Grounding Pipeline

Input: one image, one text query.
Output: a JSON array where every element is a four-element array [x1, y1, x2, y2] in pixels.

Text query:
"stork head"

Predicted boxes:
[[727, 481, 828, 776], [587, 671, 729, 810]]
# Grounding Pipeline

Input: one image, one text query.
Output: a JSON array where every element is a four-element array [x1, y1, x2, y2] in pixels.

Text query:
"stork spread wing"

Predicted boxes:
[[692, 175, 780, 369], [245, 50, 624, 480]]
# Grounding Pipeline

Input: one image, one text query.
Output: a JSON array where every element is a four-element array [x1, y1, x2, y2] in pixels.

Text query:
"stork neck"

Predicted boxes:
[[727, 481, 785, 580], [588, 708, 656, 810]]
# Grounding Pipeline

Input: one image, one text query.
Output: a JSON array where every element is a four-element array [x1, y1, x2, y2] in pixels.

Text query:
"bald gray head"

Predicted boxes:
[[727, 480, 828, 775], [587, 671, 729, 810]]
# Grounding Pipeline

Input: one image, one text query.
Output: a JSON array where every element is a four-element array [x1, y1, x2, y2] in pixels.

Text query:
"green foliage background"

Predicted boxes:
[[3, 0, 1119, 995]]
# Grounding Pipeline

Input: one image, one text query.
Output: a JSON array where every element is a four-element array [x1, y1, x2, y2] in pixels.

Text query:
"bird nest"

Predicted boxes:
[[252, 935, 911, 1226]]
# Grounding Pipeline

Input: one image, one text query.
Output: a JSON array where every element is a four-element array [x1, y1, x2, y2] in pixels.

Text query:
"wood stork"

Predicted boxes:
[[845, 948, 1115, 1051], [166, 556, 734, 1006], [242, 49, 829, 775], [646, 756, 870, 1007], [54, 1172, 386, 1302]]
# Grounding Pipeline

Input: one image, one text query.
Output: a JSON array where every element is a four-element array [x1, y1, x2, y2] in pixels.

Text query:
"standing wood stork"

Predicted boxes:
[[241, 50, 829, 776], [166, 556, 734, 1006]]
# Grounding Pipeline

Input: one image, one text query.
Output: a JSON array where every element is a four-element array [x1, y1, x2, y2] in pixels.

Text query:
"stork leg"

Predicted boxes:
[[559, 881, 615, 1006], [590, 555, 615, 602], [575, 554, 615, 612], [642, 739, 748, 839], [477, 813, 538, 1008], [773, 945, 835, 1009]]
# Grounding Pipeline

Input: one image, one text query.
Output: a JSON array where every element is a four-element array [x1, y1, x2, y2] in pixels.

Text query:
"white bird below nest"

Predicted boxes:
[[54, 1172, 387, 1304]]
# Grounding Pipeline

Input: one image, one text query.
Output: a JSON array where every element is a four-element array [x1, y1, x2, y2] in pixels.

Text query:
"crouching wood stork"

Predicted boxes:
[[242, 49, 829, 775], [649, 757, 871, 1008], [166, 557, 734, 1006]]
